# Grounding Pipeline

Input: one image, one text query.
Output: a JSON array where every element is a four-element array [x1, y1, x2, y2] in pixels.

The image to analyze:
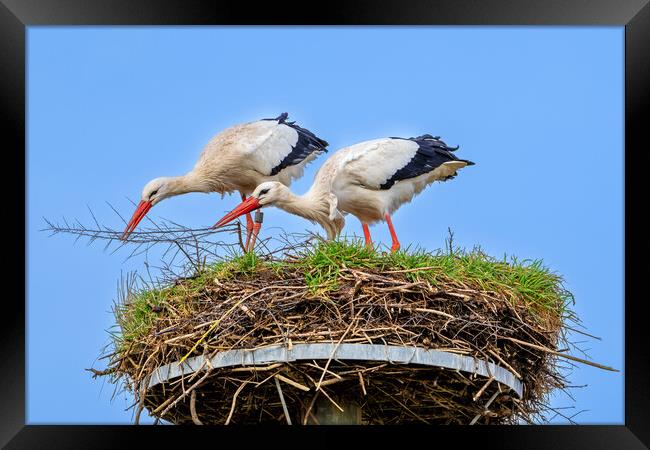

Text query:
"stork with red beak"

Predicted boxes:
[[121, 113, 328, 250], [215, 134, 474, 252]]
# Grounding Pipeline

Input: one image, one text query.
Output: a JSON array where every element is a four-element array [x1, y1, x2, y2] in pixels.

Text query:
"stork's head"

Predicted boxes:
[[121, 177, 179, 240], [213, 182, 288, 228], [141, 177, 177, 206], [252, 181, 290, 207]]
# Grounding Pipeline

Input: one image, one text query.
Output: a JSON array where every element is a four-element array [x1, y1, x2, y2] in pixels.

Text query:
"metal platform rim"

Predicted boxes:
[[146, 342, 524, 397]]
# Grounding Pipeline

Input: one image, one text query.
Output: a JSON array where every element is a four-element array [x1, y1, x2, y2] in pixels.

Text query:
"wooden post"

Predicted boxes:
[[303, 396, 362, 425]]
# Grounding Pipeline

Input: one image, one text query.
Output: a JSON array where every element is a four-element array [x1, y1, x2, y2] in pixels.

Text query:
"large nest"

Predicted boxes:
[[93, 238, 608, 425]]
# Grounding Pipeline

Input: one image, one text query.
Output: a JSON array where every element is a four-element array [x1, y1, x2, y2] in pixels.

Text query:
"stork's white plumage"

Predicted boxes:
[[215, 134, 474, 252], [121, 113, 328, 248]]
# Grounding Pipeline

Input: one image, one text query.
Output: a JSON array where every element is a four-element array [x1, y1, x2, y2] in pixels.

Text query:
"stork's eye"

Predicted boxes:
[[259, 188, 270, 196], [150, 189, 159, 197]]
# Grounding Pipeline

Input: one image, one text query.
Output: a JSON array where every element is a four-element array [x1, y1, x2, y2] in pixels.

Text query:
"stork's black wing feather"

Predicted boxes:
[[263, 113, 329, 176], [380, 135, 474, 189]]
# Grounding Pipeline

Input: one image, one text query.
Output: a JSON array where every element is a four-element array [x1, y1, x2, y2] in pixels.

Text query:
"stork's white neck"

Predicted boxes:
[[274, 189, 343, 240], [169, 172, 214, 196]]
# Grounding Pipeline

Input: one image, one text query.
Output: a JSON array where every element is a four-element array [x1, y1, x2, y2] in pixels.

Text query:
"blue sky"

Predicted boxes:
[[27, 27, 623, 424]]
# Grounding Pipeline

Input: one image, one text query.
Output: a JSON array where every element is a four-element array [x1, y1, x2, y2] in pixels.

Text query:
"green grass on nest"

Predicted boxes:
[[113, 238, 575, 353]]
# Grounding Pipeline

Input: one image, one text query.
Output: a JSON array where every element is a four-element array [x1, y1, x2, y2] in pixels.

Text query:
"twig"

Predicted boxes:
[[225, 380, 250, 425], [302, 391, 321, 425], [157, 369, 212, 417], [315, 320, 355, 391], [502, 337, 618, 372], [358, 371, 367, 396], [318, 386, 344, 413], [231, 363, 283, 372], [488, 349, 522, 379], [276, 373, 310, 392], [470, 390, 500, 425], [134, 377, 148, 425], [85, 367, 115, 379], [472, 376, 494, 402], [274, 376, 292, 425], [190, 390, 203, 425]]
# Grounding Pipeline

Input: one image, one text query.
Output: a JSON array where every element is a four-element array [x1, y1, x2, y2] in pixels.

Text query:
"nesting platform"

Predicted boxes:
[[102, 242, 576, 425]]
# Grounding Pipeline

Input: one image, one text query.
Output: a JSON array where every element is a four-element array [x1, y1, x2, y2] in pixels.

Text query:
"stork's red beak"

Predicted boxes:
[[121, 200, 153, 240], [213, 197, 261, 228]]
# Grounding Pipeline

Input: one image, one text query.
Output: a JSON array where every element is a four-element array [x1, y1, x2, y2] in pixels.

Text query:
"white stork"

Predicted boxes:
[[214, 134, 474, 252], [120, 112, 328, 250]]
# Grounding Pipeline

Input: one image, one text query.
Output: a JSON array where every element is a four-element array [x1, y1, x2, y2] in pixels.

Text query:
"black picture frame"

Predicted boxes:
[[4, 0, 648, 447]]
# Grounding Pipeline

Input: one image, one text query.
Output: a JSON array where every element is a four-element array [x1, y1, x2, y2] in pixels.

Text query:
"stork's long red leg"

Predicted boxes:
[[385, 213, 400, 253], [241, 193, 254, 250], [247, 211, 264, 253], [362, 223, 373, 249]]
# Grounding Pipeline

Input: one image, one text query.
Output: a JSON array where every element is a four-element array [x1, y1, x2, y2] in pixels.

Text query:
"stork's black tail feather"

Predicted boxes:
[[409, 134, 474, 165], [285, 121, 329, 150], [265, 112, 330, 176], [263, 112, 328, 147], [380, 134, 474, 189], [411, 134, 460, 151]]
